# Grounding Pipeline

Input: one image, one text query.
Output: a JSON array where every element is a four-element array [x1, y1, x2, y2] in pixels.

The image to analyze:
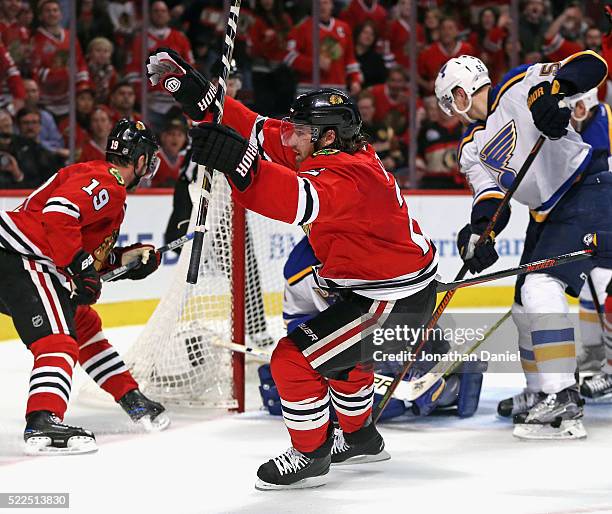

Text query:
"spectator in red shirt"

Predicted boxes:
[[148, 111, 187, 188], [30, 0, 89, 119], [78, 105, 112, 163], [340, 0, 387, 39], [125, 0, 194, 132], [467, 7, 499, 56], [354, 21, 387, 89], [385, 0, 425, 69], [86, 37, 118, 104], [1, 0, 31, 75], [417, 17, 475, 95], [541, 5, 584, 62], [58, 82, 96, 150], [108, 80, 141, 126], [284, 0, 362, 96], [249, 0, 294, 116], [423, 7, 441, 44], [0, 42, 25, 115]]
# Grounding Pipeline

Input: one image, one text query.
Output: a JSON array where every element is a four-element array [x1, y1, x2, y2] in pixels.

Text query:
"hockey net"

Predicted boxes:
[[116, 174, 300, 410]]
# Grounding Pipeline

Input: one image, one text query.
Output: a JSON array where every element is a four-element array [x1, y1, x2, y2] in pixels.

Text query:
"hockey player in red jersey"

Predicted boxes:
[[0, 119, 170, 455], [148, 49, 438, 489]]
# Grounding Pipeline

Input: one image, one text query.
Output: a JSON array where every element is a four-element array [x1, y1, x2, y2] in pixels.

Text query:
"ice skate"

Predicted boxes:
[[497, 389, 545, 418], [513, 386, 586, 440], [580, 372, 612, 403], [255, 447, 331, 490], [331, 425, 390, 466], [118, 389, 170, 432], [577, 344, 604, 373], [24, 411, 97, 455]]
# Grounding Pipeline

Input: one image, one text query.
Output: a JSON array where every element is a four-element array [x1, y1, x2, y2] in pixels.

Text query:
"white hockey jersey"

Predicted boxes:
[[459, 53, 605, 222]]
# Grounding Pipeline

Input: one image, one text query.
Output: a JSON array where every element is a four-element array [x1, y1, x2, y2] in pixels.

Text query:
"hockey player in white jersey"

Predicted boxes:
[[435, 51, 611, 439]]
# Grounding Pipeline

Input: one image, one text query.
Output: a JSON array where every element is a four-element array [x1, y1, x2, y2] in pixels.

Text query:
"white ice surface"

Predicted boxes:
[[1, 324, 612, 514]]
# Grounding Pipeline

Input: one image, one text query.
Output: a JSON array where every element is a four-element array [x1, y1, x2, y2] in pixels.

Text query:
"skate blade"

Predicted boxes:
[[332, 450, 391, 466], [138, 413, 171, 432], [513, 419, 587, 440], [24, 436, 98, 456], [254, 474, 328, 491], [583, 393, 612, 404]]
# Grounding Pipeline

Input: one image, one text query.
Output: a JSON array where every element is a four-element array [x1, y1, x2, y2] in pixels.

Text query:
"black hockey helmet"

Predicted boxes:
[[283, 88, 362, 145], [106, 119, 160, 185]]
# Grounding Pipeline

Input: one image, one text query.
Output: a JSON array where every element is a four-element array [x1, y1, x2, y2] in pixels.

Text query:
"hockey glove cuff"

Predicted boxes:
[[527, 81, 571, 140], [457, 223, 499, 274], [190, 124, 259, 192], [147, 48, 215, 122], [65, 250, 102, 305], [109, 244, 161, 281]]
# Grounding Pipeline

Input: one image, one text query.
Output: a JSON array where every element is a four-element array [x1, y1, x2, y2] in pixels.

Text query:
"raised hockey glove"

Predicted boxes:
[[527, 80, 571, 140], [457, 223, 499, 274], [146, 48, 215, 122], [109, 243, 161, 281], [65, 250, 102, 305], [190, 124, 259, 192]]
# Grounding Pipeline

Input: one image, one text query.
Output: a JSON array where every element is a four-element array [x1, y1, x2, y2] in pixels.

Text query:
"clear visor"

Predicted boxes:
[[137, 150, 160, 180], [280, 118, 317, 147], [437, 94, 455, 117]]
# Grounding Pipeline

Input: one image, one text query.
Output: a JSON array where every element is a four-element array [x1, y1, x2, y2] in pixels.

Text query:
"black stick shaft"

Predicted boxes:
[[587, 274, 605, 330], [373, 135, 546, 422], [186, 0, 242, 284]]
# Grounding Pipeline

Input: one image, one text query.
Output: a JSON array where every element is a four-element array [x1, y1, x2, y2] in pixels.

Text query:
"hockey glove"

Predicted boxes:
[[190, 124, 259, 192], [66, 250, 102, 305], [527, 80, 571, 140], [109, 243, 161, 281], [146, 48, 215, 122], [457, 223, 499, 274], [583, 232, 612, 268]]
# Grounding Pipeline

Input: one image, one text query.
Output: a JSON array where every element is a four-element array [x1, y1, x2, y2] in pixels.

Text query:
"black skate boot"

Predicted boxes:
[[331, 424, 390, 466], [118, 389, 170, 431], [580, 372, 612, 403], [577, 344, 605, 373], [497, 389, 545, 418], [255, 430, 332, 490], [24, 411, 97, 455], [513, 385, 586, 440]]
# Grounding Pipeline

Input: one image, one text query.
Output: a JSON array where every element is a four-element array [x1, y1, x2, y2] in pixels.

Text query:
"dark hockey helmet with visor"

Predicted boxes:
[[281, 88, 362, 148], [106, 119, 160, 186]]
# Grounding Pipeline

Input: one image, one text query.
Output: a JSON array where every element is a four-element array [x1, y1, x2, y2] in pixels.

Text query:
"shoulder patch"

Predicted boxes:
[[312, 149, 340, 157], [108, 167, 125, 186]]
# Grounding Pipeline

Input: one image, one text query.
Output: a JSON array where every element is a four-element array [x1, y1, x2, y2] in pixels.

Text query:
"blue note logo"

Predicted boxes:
[[479, 120, 517, 189]]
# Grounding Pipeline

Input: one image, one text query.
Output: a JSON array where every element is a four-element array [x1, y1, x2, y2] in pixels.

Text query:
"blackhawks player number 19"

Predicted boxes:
[[147, 48, 438, 490]]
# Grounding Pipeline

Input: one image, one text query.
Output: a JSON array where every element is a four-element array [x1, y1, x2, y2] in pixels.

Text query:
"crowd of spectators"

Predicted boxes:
[[0, 0, 611, 190]]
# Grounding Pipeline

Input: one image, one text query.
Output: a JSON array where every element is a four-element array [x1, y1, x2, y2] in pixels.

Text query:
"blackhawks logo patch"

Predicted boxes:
[[108, 167, 125, 185], [312, 149, 340, 157]]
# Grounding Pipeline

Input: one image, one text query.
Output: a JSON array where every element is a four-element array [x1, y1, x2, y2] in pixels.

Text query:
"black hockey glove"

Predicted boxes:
[[65, 250, 102, 305], [109, 243, 161, 281], [146, 47, 215, 122], [457, 223, 499, 274], [190, 124, 259, 192], [527, 80, 571, 140]]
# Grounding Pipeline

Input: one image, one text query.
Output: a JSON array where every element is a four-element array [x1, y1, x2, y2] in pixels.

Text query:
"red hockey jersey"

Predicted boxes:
[[285, 18, 362, 91], [417, 41, 475, 93], [125, 28, 194, 115], [78, 140, 106, 163], [30, 27, 89, 117], [219, 98, 437, 300], [385, 19, 425, 69], [1, 160, 127, 270], [339, 0, 388, 37], [0, 42, 25, 108]]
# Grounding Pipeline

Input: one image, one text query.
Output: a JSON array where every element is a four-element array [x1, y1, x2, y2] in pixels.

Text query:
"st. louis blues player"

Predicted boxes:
[[435, 51, 611, 439]]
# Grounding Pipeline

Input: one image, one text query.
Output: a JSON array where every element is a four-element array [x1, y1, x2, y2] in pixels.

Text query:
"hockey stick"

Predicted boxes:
[[186, 0, 241, 284], [101, 232, 194, 282], [436, 250, 592, 292], [586, 274, 605, 330], [372, 135, 547, 422], [212, 340, 422, 402]]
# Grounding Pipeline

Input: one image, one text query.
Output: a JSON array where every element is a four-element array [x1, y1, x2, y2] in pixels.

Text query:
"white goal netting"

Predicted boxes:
[[117, 174, 302, 409]]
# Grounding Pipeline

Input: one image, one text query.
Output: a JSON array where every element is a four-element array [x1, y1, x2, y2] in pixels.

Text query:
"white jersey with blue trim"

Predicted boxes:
[[459, 57, 593, 221]]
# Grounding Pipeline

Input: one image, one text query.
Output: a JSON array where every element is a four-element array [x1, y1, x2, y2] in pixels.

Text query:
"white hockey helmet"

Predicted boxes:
[[435, 55, 491, 120], [567, 88, 599, 122]]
